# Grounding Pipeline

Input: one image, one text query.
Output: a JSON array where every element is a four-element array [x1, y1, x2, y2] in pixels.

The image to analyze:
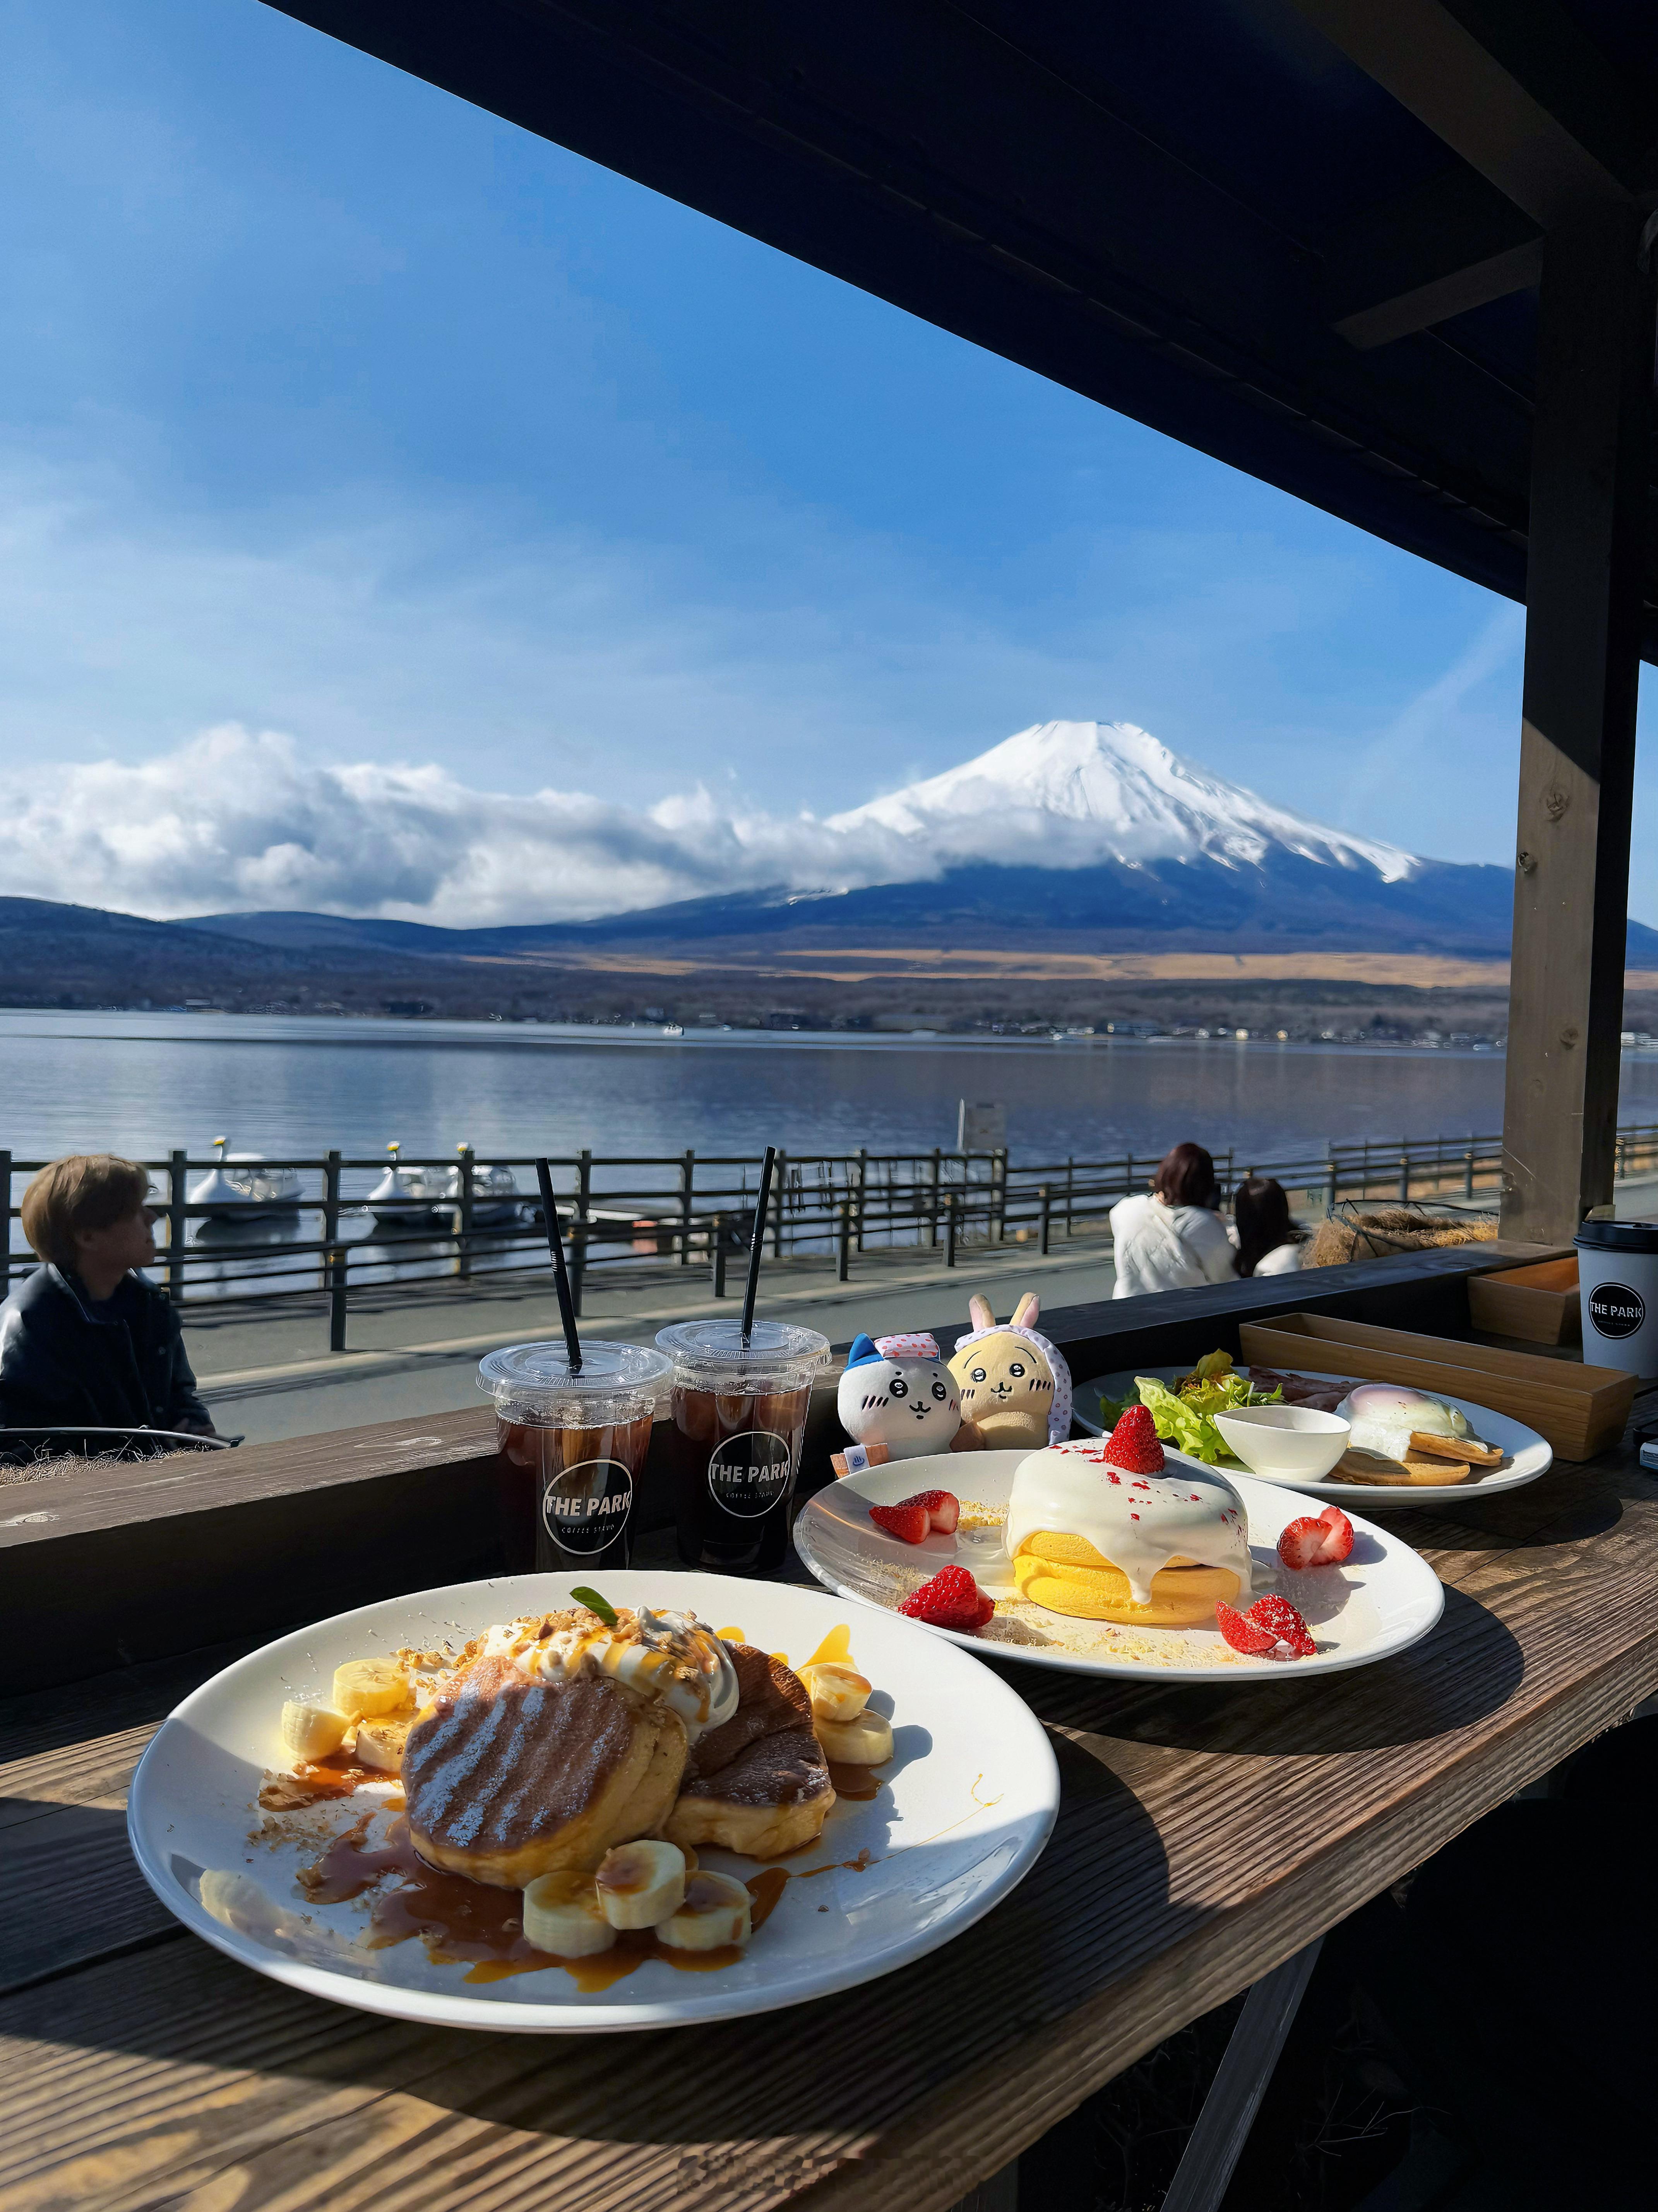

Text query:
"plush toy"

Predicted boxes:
[[834, 1330, 966, 1470], [948, 1292, 1072, 1451]]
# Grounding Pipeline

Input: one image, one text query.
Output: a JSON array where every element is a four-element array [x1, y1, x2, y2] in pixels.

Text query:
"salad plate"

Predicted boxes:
[[1075, 1363, 1552, 1508]]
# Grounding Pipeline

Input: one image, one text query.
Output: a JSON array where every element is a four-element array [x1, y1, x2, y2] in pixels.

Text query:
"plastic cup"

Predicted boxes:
[[654, 1318, 830, 1573], [478, 1339, 670, 1574]]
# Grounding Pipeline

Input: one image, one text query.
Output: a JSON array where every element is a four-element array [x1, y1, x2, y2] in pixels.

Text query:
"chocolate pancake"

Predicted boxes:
[[665, 1645, 834, 1859], [403, 1654, 687, 1889]]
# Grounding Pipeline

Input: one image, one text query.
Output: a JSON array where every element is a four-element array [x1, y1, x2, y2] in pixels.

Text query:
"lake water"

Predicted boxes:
[[7, 1009, 1658, 1169]]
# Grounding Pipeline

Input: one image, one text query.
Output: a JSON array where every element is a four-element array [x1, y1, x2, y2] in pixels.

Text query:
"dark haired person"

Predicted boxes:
[[1109, 1141, 1235, 1298], [1230, 1175, 1306, 1279], [0, 1154, 213, 1438]]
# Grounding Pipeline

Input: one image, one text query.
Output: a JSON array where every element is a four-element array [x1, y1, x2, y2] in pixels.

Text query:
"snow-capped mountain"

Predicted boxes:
[[826, 720, 1418, 882]]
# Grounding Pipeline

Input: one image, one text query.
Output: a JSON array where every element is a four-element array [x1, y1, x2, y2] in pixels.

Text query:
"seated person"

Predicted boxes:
[[1229, 1174, 1307, 1277], [0, 1154, 214, 1438]]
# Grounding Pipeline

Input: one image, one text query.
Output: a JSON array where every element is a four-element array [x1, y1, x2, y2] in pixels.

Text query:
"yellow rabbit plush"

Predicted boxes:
[[948, 1292, 1072, 1451]]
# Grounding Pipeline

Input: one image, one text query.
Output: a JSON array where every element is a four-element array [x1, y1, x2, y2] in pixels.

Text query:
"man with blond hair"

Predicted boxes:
[[0, 1155, 213, 1438]]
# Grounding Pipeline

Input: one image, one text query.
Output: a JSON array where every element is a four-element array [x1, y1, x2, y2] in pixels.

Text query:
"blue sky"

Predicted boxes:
[[0, 0, 1653, 922]]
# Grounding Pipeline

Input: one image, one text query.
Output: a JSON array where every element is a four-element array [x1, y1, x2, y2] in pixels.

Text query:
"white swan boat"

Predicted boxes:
[[188, 1139, 303, 1220], [366, 1145, 522, 1229]]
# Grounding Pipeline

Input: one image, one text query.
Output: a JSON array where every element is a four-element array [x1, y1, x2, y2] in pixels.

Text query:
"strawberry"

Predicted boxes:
[[869, 1501, 932, 1545], [1316, 1504, 1354, 1564], [1106, 1403, 1165, 1475], [1276, 1516, 1330, 1571], [898, 1488, 961, 1535], [1215, 1600, 1278, 1656], [1247, 1594, 1315, 1656], [901, 1564, 992, 1630]]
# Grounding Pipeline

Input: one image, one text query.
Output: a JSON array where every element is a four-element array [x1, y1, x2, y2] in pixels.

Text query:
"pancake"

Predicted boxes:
[[665, 1643, 835, 1858], [1006, 1441, 1253, 1626], [403, 1653, 687, 1889]]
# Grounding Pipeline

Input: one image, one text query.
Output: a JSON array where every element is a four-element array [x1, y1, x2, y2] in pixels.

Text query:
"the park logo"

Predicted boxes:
[[540, 1458, 633, 1556], [1588, 1280, 1646, 1340], [707, 1429, 794, 1517]]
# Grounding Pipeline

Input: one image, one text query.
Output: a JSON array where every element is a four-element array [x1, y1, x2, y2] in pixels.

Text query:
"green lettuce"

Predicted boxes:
[[1132, 1372, 1283, 1465]]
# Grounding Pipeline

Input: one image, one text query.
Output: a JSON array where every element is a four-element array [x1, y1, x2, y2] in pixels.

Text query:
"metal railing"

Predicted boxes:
[[5, 1124, 1658, 1352]]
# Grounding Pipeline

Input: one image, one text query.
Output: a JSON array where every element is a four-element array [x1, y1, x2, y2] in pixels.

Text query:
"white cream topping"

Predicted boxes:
[[1006, 1440, 1253, 1606], [1337, 1383, 1470, 1463], [519, 1606, 739, 1742]]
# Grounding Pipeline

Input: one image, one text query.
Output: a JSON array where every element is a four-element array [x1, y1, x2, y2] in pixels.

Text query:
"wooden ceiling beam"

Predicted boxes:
[[1326, 166, 1541, 348], [1288, 0, 1640, 224]]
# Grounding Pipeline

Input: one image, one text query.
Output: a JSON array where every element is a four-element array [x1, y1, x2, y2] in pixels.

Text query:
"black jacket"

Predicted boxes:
[[0, 1265, 209, 1434]]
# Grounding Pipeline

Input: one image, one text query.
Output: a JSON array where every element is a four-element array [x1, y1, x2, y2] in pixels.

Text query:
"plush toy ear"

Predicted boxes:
[[967, 1294, 995, 1332], [1011, 1292, 1040, 1330], [844, 1333, 881, 1369]]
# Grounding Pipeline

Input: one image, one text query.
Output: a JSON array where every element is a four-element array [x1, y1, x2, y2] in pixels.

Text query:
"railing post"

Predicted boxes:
[[0, 1149, 10, 1295], [1398, 1142, 1410, 1203], [457, 1146, 474, 1279], [1327, 1152, 1337, 1217], [772, 1150, 788, 1258], [838, 1198, 852, 1282], [168, 1149, 187, 1303], [570, 1215, 587, 1318], [1066, 1156, 1075, 1237], [1039, 1184, 1052, 1257], [1465, 1137, 1476, 1199], [945, 1191, 958, 1269], [854, 1147, 868, 1252], [710, 1214, 727, 1298], [993, 1147, 1008, 1242], [680, 1150, 695, 1265], [329, 1244, 348, 1352], [577, 1149, 593, 1227]]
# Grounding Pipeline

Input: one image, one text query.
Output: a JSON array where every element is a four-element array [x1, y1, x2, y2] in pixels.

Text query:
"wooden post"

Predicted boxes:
[[0, 1149, 10, 1294], [854, 1147, 868, 1252], [1501, 206, 1653, 1243], [710, 1215, 727, 1298], [329, 1244, 348, 1353], [944, 1191, 958, 1270], [679, 1150, 694, 1265], [1038, 1185, 1052, 1257], [772, 1150, 788, 1259], [928, 1148, 941, 1247], [456, 1146, 474, 1279], [837, 1199, 852, 1283]]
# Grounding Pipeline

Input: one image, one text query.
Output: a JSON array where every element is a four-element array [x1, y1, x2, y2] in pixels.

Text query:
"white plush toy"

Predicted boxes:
[[834, 1331, 964, 1466]]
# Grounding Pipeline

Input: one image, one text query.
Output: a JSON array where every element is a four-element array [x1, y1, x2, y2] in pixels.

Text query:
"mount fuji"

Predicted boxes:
[[176, 719, 1653, 966]]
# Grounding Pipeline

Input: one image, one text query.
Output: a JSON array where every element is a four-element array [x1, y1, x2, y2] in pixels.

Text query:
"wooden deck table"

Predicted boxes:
[[5, 1384, 1657, 2212]]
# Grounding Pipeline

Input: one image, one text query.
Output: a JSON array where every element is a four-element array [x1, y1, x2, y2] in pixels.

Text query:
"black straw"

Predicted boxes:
[[534, 1158, 582, 1374], [740, 1146, 776, 1346]]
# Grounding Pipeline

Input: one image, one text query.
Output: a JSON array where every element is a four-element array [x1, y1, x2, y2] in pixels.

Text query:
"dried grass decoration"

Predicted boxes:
[[1303, 1203, 1498, 1270]]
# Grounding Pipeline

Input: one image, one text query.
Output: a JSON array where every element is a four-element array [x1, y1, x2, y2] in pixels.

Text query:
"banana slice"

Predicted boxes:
[[799, 1662, 872, 1724], [595, 1839, 687, 1930], [521, 1871, 615, 1957], [331, 1659, 409, 1719], [279, 1701, 348, 1762], [816, 1708, 893, 1765], [656, 1870, 752, 1952], [353, 1716, 411, 1774]]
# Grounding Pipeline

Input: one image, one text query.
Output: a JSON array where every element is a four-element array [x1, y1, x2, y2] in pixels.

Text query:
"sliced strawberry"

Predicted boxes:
[[1106, 1403, 1165, 1475], [971, 1589, 996, 1628], [869, 1501, 932, 1545], [1215, 1600, 1278, 1655], [1276, 1516, 1330, 1572], [1316, 1504, 1354, 1564], [1247, 1594, 1315, 1656], [898, 1488, 960, 1535], [900, 1564, 991, 1629]]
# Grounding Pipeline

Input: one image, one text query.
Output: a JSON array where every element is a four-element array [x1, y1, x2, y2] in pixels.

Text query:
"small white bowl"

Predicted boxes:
[[1213, 1405, 1351, 1483]]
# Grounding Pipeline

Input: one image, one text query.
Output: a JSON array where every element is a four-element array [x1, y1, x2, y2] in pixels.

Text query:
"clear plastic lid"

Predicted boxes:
[[477, 1339, 671, 1423], [654, 1317, 830, 1391]]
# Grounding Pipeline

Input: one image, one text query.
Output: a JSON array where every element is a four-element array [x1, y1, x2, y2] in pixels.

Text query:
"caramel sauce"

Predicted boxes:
[[298, 1816, 757, 1988], [260, 1751, 406, 1810], [803, 1622, 853, 1669], [825, 1759, 881, 1802]]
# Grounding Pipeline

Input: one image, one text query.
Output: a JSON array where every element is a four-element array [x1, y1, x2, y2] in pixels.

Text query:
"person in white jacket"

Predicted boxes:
[[1229, 1175, 1306, 1278], [1109, 1143, 1236, 1298]]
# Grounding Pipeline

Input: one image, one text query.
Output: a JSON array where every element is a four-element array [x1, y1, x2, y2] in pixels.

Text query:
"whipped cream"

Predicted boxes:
[[494, 1605, 739, 1742], [1006, 1440, 1253, 1606]]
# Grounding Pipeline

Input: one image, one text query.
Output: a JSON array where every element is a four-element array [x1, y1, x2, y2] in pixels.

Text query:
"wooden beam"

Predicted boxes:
[[1326, 166, 1542, 347], [1288, 0, 1637, 223], [1500, 205, 1653, 1242]]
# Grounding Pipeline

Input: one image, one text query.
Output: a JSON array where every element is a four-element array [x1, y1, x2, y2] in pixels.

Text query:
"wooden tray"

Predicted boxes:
[[1237, 1311, 1633, 1461], [1466, 1256, 1580, 1346]]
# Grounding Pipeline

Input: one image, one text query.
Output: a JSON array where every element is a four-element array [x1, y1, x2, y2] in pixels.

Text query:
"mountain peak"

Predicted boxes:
[[827, 719, 1418, 885]]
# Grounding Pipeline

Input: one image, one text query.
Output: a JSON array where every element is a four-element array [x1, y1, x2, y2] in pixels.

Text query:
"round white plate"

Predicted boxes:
[[1076, 1366, 1552, 1508], [127, 1571, 1059, 2033], [795, 1451, 1444, 1681]]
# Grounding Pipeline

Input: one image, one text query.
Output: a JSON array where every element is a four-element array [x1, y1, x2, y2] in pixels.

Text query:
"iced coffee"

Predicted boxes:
[[655, 1318, 830, 1573], [478, 1339, 670, 1574]]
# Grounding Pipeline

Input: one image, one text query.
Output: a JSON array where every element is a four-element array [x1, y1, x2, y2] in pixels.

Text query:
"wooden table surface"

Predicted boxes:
[[5, 1397, 1658, 2212]]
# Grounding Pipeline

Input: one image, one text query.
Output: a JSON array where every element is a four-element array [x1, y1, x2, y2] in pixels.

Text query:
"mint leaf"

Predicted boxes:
[[569, 1585, 617, 1627]]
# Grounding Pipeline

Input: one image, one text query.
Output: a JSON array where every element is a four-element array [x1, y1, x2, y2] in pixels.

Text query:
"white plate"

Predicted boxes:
[[127, 1571, 1059, 2033], [795, 1452, 1444, 1682], [1076, 1366, 1552, 1508]]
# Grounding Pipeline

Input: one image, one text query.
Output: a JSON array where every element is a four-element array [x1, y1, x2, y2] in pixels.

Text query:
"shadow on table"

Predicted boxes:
[[1013, 1583, 1525, 1760]]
